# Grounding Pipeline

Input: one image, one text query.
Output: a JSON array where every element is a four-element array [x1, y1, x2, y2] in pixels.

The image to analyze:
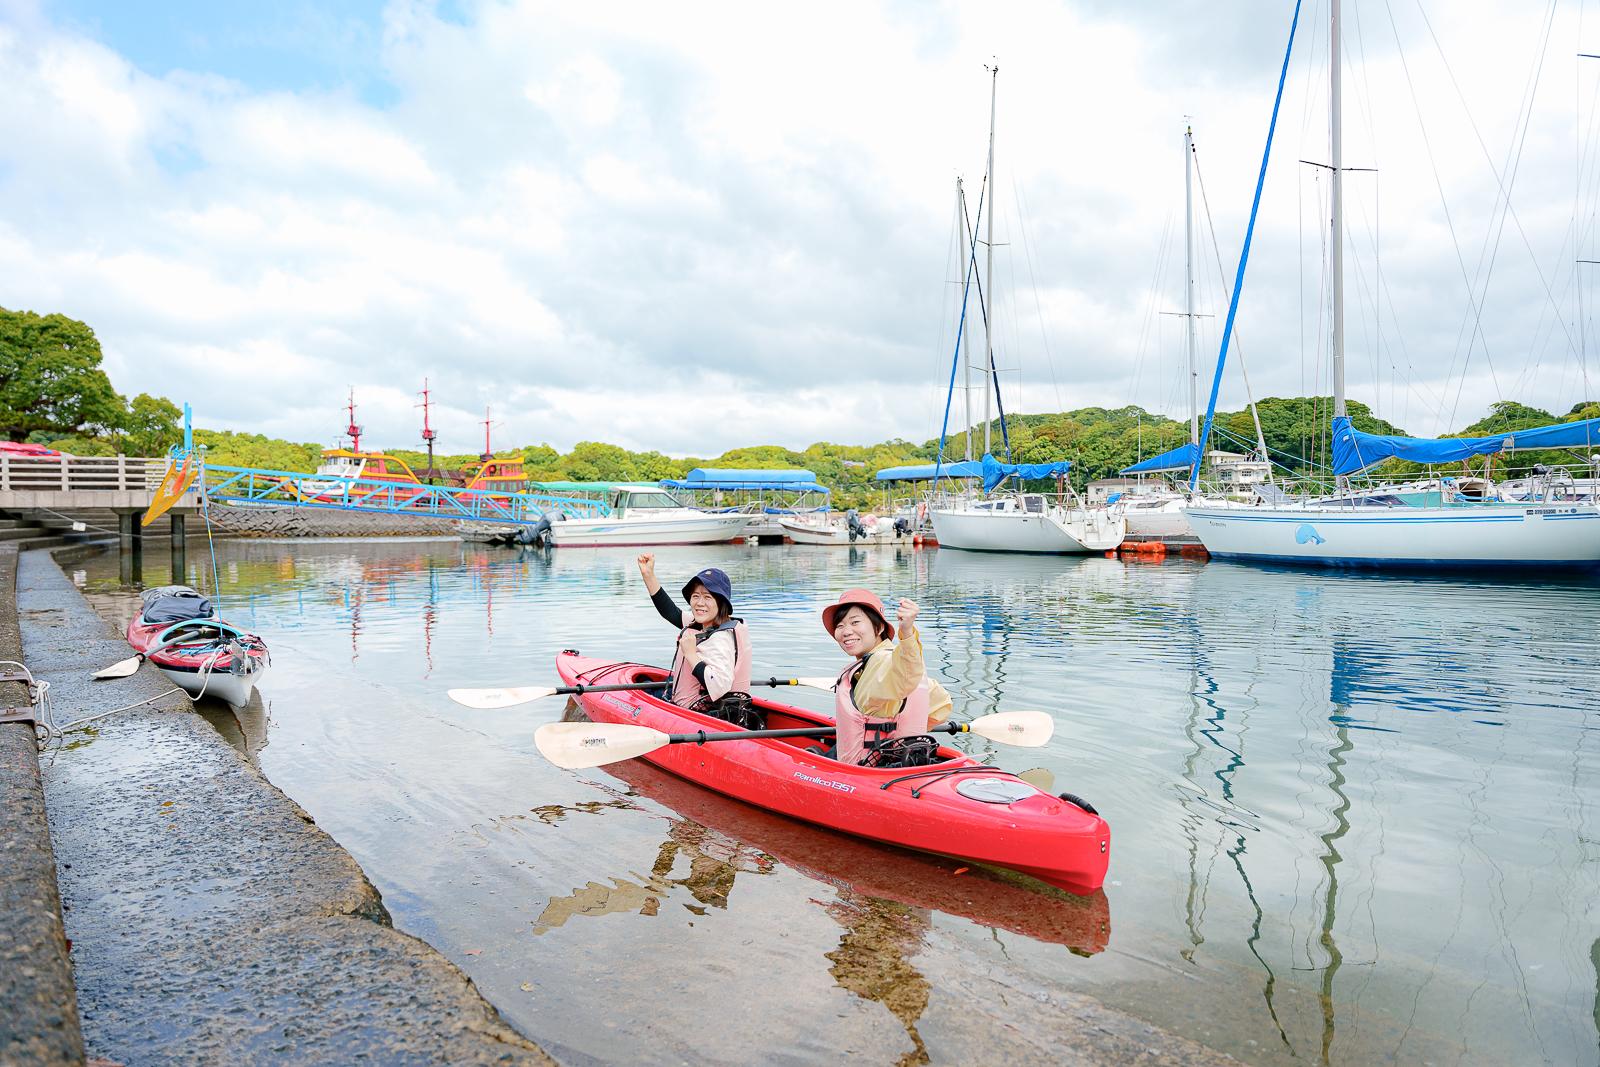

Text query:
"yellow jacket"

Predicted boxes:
[[847, 625, 953, 724]]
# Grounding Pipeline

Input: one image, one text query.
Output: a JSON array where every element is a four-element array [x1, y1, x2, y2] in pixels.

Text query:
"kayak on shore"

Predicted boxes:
[[126, 586, 270, 708], [555, 650, 1110, 895]]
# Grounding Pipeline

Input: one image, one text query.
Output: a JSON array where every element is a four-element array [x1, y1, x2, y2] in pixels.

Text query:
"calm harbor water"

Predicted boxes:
[[75, 538, 1600, 1065]]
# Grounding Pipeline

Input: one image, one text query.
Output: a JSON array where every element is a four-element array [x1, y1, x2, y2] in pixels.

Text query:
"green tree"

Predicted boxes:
[[118, 393, 182, 456], [0, 308, 126, 441]]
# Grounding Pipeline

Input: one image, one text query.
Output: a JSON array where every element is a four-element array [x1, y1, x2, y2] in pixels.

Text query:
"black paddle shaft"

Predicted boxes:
[[562, 681, 671, 695]]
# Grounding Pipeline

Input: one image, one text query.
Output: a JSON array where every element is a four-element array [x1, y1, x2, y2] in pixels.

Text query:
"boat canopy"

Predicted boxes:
[[1120, 442, 1199, 475], [660, 468, 828, 493], [532, 481, 627, 493], [1331, 414, 1600, 476]]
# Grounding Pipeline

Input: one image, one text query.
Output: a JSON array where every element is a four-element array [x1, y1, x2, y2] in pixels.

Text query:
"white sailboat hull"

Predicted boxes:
[[931, 507, 1125, 554], [1182, 503, 1600, 568], [546, 512, 751, 548]]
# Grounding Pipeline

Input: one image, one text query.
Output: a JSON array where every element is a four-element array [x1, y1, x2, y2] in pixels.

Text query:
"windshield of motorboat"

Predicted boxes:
[[618, 491, 687, 510]]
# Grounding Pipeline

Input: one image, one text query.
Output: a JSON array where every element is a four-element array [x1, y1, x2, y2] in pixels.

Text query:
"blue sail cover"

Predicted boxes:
[[980, 454, 1071, 492], [1120, 442, 1199, 475], [875, 461, 985, 481], [1331, 414, 1600, 475]]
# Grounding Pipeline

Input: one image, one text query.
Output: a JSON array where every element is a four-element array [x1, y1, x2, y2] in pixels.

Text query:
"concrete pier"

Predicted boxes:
[[10, 546, 555, 1065]]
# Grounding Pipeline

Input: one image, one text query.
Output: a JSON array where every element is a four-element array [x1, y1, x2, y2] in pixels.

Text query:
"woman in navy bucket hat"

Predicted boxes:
[[636, 554, 755, 724]]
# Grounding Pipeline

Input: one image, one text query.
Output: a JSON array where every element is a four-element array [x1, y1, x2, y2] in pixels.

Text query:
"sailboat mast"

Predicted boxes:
[[982, 63, 998, 457], [1330, 0, 1347, 421], [345, 388, 362, 452], [958, 178, 973, 462], [1185, 124, 1199, 446], [418, 378, 437, 484]]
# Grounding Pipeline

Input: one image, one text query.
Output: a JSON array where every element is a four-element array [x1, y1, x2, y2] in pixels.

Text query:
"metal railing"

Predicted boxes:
[[0, 454, 169, 492], [202, 465, 610, 524]]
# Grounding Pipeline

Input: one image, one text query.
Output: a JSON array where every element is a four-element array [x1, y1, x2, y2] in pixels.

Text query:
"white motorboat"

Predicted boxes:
[[931, 494, 1125, 554], [1118, 494, 1194, 540], [545, 485, 752, 547], [778, 512, 912, 546]]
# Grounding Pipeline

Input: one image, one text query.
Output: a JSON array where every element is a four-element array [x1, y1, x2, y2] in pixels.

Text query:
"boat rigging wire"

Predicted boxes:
[[1010, 175, 1066, 414], [1417, 0, 1560, 428], [959, 191, 1013, 458], [1190, 0, 1304, 491]]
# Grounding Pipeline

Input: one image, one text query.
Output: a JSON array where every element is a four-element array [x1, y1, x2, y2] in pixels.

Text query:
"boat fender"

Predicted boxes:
[[1058, 792, 1099, 816]]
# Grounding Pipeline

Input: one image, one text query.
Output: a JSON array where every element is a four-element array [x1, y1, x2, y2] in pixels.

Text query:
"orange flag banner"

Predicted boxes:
[[142, 453, 199, 527]]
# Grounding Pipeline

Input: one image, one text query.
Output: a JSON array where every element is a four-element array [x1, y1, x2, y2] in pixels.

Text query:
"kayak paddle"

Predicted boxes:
[[449, 676, 837, 710], [448, 680, 671, 710], [533, 711, 1055, 770], [93, 631, 204, 679], [94, 651, 153, 679]]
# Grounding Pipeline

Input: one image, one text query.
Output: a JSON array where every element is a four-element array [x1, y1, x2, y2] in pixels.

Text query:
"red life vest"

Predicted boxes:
[[670, 618, 751, 709], [831, 651, 932, 765]]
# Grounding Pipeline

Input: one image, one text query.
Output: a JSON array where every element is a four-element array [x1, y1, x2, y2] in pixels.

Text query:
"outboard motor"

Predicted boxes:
[[893, 517, 911, 537], [518, 515, 553, 548], [846, 508, 865, 543]]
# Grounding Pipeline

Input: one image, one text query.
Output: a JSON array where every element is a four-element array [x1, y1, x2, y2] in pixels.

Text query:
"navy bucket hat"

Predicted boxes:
[[682, 567, 734, 614]]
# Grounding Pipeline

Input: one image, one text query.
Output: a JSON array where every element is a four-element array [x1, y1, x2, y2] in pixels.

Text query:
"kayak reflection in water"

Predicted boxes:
[[636, 554, 760, 728], [821, 588, 953, 765]]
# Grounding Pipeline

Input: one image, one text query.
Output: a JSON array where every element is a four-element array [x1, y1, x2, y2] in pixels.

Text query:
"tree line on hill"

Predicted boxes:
[[5, 308, 1594, 508]]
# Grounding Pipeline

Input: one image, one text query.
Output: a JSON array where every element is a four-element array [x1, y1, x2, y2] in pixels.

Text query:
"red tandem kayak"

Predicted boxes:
[[556, 650, 1110, 895]]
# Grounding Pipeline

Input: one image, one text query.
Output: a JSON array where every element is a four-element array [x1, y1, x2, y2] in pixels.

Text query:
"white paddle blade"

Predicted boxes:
[[447, 686, 558, 709], [1017, 766, 1056, 792], [534, 721, 669, 769], [93, 654, 144, 679], [967, 711, 1054, 747], [792, 676, 838, 691]]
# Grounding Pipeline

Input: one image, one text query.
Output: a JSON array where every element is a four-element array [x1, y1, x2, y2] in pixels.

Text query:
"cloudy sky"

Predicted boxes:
[[0, 0, 1595, 456]]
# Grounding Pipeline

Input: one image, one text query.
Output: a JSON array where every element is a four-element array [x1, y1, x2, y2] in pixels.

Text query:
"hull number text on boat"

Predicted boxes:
[[794, 770, 856, 794]]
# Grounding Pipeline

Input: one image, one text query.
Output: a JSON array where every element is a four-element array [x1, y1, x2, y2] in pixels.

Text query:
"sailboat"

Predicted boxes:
[[1118, 125, 1278, 541], [1182, 0, 1600, 569], [927, 67, 1126, 556]]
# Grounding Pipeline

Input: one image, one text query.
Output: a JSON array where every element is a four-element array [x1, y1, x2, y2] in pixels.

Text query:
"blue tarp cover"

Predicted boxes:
[[875, 461, 985, 481], [1331, 414, 1600, 475], [980, 454, 1071, 491], [663, 467, 828, 493], [875, 456, 1072, 485], [1120, 442, 1199, 475]]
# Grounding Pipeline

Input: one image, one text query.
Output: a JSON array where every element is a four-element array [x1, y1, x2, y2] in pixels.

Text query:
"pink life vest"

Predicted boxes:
[[832, 652, 932, 766], [670, 618, 751, 710]]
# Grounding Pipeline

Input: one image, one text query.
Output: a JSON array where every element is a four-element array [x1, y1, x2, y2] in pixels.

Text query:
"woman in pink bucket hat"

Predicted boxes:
[[820, 588, 952, 765]]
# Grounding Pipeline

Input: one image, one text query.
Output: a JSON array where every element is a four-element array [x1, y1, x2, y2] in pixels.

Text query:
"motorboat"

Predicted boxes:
[[545, 485, 751, 547]]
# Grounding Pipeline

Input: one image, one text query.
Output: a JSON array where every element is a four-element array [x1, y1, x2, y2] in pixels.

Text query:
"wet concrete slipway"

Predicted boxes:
[[4, 541, 1237, 1067], [5, 544, 555, 1066]]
